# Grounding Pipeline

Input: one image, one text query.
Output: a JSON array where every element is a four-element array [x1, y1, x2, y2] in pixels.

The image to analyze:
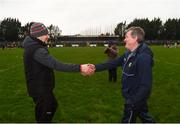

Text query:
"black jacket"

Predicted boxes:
[[22, 36, 80, 97], [96, 43, 154, 105], [104, 45, 118, 59]]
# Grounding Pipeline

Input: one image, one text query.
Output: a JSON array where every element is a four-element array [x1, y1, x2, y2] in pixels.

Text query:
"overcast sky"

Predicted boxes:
[[0, 0, 179, 35]]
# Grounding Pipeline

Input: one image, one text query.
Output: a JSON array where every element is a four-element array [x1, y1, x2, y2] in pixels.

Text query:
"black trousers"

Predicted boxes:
[[32, 92, 58, 123], [122, 101, 155, 123], [108, 68, 117, 82]]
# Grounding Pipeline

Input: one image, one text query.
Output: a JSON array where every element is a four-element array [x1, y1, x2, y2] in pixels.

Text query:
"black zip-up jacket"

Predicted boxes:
[[22, 36, 80, 97], [95, 43, 154, 105]]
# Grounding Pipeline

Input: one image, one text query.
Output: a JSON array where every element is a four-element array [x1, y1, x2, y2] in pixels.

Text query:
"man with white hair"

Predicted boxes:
[[89, 27, 155, 123]]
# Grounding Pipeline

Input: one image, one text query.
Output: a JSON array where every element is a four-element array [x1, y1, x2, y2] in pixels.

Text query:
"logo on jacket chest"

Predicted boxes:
[[128, 62, 132, 68], [124, 58, 133, 68]]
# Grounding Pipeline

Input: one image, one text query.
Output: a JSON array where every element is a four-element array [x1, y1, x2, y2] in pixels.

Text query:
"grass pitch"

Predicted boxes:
[[0, 46, 180, 122]]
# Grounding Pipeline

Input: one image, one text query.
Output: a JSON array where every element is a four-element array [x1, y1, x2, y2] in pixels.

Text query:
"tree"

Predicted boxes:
[[127, 18, 151, 40], [163, 19, 177, 40], [47, 25, 61, 41], [176, 19, 180, 40], [0, 20, 3, 37], [20, 22, 34, 39], [114, 22, 126, 40], [0, 17, 21, 42], [149, 18, 162, 40], [47, 24, 62, 46]]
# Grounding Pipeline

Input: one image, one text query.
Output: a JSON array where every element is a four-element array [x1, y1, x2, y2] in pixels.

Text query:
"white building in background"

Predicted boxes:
[[56, 44, 63, 47], [72, 44, 79, 47], [104, 44, 108, 47], [89, 44, 97, 47]]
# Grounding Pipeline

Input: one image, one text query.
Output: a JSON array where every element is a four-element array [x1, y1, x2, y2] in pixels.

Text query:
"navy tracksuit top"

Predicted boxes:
[[95, 43, 154, 105]]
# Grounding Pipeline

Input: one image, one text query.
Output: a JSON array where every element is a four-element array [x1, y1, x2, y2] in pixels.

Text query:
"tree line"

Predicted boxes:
[[115, 18, 180, 41], [0, 17, 61, 43], [0, 17, 180, 43]]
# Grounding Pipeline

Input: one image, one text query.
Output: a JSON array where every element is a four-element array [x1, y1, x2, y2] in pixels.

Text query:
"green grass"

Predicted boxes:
[[0, 46, 180, 122]]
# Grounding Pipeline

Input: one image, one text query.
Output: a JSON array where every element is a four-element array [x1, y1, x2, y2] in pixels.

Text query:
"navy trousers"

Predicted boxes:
[[32, 92, 58, 123], [108, 68, 117, 82], [122, 101, 155, 123]]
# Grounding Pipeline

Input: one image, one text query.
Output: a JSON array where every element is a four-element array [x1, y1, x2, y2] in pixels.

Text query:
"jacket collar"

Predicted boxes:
[[126, 43, 144, 58], [30, 36, 47, 46]]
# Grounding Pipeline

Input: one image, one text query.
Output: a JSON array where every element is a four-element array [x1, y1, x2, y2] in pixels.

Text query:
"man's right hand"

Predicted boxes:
[[80, 64, 95, 76]]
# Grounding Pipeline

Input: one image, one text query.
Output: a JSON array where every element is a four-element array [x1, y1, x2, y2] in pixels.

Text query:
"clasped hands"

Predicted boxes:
[[80, 64, 95, 76]]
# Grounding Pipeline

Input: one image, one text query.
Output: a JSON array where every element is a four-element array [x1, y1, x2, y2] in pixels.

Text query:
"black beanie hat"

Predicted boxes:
[[30, 22, 48, 37]]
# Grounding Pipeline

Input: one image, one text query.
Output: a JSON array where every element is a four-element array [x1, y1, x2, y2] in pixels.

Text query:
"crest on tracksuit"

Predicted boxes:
[[128, 62, 132, 67]]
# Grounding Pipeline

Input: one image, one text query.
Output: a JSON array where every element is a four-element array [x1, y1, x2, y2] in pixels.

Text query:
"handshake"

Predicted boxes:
[[80, 64, 96, 76]]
